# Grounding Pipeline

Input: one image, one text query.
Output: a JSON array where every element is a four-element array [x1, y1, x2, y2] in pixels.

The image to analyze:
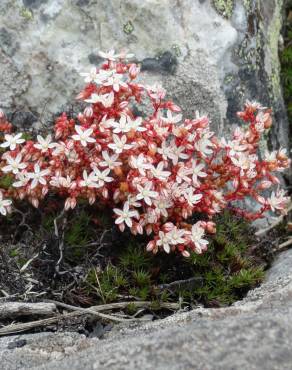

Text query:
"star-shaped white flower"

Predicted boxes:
[[154, 197, 173, 218], [108, 134, 132, 154], [267, 189, 289, 212], [72, 126, 95, 147], [103, 72, 127, 92], [167, 227, 185, 245], [113, 201, 139, 228], [12, 173, 30, 188], [1, 133, 25, 151], [80, 67, 99, 83], [151, 162, 171, 181], [190, 223, 209, 254], [183, 189, 203, 207], [34, 134, 56, 153], [85, 92, 114, 108], [156, 231, 172, 253], [129, 154, 152, 176], [2, 153, 27, 174], [0, 191, 12, 216], [195, 132, 214, 157], [27, 164, 50, 189], [161, 110, 182, 124], [192, 160, 207, 185], [80, 170, 99, 188], [167, 140, 189, 165], [98, 49, 120, 61], [99, 151, 122, 169], [136, 182, 158, 206], [92, 167, 114, 187], [111, 115, 132, 133]]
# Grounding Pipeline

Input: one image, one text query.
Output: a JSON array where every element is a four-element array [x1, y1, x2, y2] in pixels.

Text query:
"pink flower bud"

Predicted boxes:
[[129, 63, 140, 79]]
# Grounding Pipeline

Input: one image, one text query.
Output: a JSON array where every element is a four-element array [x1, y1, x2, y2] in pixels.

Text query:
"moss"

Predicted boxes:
[[212, 0, 234, 19], [123, 20, 134, 35], [83, 211, 266, 309], [0, 174, 13, 189]]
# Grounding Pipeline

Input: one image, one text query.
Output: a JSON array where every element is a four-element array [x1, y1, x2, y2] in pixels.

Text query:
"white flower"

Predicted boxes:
[[156, 231, 172, 253], [12, 173, 29, 188], [157, 141, 171, 160], [103, 72, 127, 92], [26, 164, 50, 189], [99, 50, 134, 61], [85, 92, 114, 108], [80, 67, 99, 83], [151, 162, 171, 181], [1, 133, 25, 151], [92, 167, 114, 187], [264, 150, 277, 162], [195, 132, 214, 156], [136, 182, 158, 206], [183, 189, 203, 207], [59, 176, 76, 189], [128, 116, 146, 132], [267, 190, 289, 212], [0, 191, 12, 216], [192, 160, 207, 185], [72, 126, 95, 147], [34, 134, 56, 152], [167, 227, 185, 245], [80, 170, 99, 188], [190, 223, 209, 254], [161, 110, 182, 124], [231, 153, 256, 175], [129, 154, 152, 176], [176, 165, 193, 184], [108, 134, 132, 154], [113, 201, 139, 228], [111, 115, 132, 133], [154, 197, 173, 217], [2, 153, 27, 174], [98, 49, 120, 61], [167, 140, 189, 165], [100, 151, 122, 169], [221, 138, 247, 156]]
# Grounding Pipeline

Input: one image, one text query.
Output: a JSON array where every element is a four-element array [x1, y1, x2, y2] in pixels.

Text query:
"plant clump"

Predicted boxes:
[[0, 49, 290, 259]]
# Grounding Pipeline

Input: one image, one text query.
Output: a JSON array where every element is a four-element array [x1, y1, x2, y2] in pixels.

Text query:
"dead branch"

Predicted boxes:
[[0, 300, 180, 336], [274, 237, 292, 252], [0, 302, 56, 319]]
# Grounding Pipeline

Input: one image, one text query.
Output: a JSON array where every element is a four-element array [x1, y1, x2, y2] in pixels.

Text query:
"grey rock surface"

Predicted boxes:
[[1, 249, 292, 370], [0, 0, 289, 152]]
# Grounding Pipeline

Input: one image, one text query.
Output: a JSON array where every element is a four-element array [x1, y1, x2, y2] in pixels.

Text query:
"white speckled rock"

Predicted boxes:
[[0, 0, 289, 153]]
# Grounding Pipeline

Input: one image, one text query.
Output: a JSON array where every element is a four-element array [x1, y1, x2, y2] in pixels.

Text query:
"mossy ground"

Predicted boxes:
[[0, 200, 274, 314]]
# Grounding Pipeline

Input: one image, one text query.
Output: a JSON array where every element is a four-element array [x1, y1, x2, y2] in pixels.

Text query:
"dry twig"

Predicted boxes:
[[0, 300, 180, 336]]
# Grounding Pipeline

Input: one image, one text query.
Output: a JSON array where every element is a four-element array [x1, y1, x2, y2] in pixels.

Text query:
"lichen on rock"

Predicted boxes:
[[212, 0, 234, 19]]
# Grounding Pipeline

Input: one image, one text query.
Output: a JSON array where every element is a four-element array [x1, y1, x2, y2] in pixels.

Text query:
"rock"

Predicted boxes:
[[1, 250, 292, 369], [0, 0, 289, 153]]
